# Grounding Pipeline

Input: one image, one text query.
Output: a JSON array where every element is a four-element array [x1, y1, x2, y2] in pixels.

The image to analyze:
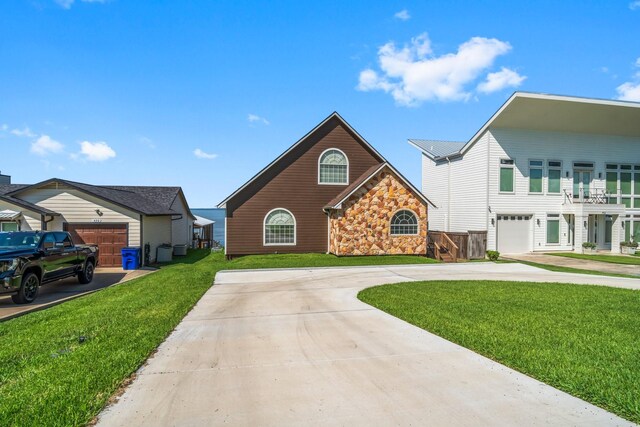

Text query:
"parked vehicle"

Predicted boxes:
[[0, 231, 99, 304]]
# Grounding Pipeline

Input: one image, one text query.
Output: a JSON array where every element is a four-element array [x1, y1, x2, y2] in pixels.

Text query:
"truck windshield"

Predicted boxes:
[[0, 232, 41, 249]]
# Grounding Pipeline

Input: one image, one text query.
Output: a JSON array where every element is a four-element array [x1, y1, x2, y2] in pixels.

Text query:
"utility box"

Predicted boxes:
[[156, 245, 173, 263]]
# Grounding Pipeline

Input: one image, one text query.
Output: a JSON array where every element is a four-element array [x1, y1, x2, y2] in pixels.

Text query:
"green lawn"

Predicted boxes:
[[548, 252, 640, 266], [226, 252, 439, 269], [515, 259, 639, 279], [0, 250, 434, 426], [358, 281, 640, 423]]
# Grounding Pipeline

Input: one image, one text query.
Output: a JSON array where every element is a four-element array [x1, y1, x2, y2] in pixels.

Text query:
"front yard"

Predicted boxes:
[[0, 250, 434, 427], [358, 280, 640, 424], [549, 252, 640, 265]]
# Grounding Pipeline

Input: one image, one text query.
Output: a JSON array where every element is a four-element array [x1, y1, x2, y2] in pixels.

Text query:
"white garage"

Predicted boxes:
[[496, 214, 532, 253]]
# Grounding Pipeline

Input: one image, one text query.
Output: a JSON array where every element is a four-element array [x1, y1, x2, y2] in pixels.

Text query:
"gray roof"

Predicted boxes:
[[0, 184, 60, 215], [4, 179, 191, 217], [408, 139, 465, 158]]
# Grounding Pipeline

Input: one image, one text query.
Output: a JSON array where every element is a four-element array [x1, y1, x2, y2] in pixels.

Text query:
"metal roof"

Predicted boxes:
[[407, 140, 465, 159]]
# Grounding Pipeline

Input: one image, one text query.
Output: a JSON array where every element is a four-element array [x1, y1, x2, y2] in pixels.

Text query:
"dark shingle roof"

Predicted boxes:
[[4, 179, 190, 217], [52, 180, 179, 216], [0, 187, 59, 215], [324, 163, 435, 209], [325, 164, 385, 209], [0, 184, 29, 195], [408, 139, 465, 158]]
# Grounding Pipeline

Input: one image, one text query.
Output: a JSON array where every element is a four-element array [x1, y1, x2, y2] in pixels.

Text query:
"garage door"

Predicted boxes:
[[496, 215, 532, 253], [66, 224, 128, 267]]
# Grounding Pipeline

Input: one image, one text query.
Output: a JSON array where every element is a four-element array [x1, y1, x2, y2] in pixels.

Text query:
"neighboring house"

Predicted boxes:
[[0, 177, 195, 266], [191, 208, 226, 246], [410, 92, 640, 254], [218, 112, 432, 258]]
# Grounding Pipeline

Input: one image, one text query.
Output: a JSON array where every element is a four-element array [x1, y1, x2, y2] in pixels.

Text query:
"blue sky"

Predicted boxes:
[[1, 1, 639, 207]]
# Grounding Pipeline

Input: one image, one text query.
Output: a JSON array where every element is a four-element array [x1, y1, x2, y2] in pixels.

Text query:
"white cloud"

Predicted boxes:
[[357, 33, 519, 105], [247, 114, 270, 125], [11, 127, 36, 138], [55, 0, 107, 9], [477, 67, 526, 93], [394, 9, 411, 21], [193, 148, 218, 160], [31, 135, 64, 156], [1, 124, 8, 131], [76, 141, 116, 161], [630, 1, 640, 10], [616, 57, 640, 101], [617, 81, 640, 101]]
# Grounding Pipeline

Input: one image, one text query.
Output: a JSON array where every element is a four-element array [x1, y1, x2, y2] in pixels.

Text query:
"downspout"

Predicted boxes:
[[139, 214, 144, 266], [486, 132, 491, 234], [169, 214, 185, 248], [323, 207, 332, 254], [42, 214, 55, 231], [447, 156, 451, 232]]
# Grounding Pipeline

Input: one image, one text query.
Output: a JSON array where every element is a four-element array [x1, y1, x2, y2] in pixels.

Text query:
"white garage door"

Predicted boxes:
[[497, 215, 532, 253]]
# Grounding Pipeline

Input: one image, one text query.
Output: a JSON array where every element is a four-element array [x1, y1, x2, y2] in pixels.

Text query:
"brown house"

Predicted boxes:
[[218, 113, 433, 258]]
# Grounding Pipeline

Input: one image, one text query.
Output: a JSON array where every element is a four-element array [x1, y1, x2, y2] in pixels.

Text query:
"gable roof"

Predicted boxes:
[[410, 91, 640, 161], [0, 185, 60, 216], [7, 179, 191, 217], [217, 112, 386, 208], [324, 162, 435, 209]]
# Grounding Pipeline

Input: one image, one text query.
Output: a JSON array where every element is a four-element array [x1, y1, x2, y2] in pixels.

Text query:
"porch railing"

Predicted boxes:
[[563, 189, 617, 205]]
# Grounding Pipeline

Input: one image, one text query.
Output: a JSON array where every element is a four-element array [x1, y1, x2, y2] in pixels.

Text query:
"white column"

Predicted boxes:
[[611, 214, 621, 254], [574, 214, 586, 253]]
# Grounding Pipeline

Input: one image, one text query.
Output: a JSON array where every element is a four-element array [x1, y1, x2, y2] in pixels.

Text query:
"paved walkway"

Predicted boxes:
[[97, 263, 638, 426], [506, 253, 640, 276], [0, 267, 156, 321]]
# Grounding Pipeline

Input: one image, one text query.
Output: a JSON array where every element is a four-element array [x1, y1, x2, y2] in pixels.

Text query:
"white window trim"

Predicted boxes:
[[0, 221, 19, 232], [263, 208, 297, 246], [499, 158, 515, 194], [528, 159, 544, 195], [547, 160, 562, 195], [389, 209, 420, 236], [546, 214, 561, 246], [318, 148, 349, 185]]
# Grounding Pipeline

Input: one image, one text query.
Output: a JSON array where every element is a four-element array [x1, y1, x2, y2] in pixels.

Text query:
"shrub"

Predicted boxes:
[[621, 241, 639, 248], [582, 242, 597, 249], [486, 250, 500, 261]]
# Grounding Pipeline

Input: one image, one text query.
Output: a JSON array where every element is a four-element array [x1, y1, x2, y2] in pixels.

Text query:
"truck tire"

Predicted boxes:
[[78, 260, 95, 284], [12, 272, 40, 304]]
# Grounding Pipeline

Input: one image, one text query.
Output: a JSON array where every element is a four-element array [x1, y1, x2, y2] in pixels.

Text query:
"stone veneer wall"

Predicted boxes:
[[329, 169, 428, 256]]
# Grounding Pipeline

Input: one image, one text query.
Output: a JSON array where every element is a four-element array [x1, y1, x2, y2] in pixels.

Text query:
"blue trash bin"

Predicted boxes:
[[121, 247, 141, 270]]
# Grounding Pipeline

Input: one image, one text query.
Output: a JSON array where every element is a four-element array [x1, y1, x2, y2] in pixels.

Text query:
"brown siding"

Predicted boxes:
[[226, 117, 382, 255]]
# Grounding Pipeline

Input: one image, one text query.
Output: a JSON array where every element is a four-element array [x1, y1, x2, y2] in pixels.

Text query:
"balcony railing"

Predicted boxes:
[[563, 189, 618, 204]]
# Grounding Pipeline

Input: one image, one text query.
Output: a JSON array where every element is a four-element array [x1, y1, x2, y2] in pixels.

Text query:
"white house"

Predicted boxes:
[[410, 92, 640, 254], [0, 177, 195, 266]]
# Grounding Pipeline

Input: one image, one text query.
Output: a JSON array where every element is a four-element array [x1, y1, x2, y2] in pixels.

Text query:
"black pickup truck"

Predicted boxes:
[[0, 231, 99, 304]]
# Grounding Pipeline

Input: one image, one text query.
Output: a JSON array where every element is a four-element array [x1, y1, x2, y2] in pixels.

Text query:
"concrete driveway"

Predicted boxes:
[[97, 263, 639, 426], [0, 267, 155, 321]]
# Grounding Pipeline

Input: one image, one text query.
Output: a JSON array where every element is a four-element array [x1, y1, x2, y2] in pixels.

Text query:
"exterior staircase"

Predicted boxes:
[[431, 232, 459, 263]]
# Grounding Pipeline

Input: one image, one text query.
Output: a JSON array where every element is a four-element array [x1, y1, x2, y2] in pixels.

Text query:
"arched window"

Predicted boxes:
[[318, 149, 348, 184], [390, 210, 419, 235], [264, 208, 296, 245]]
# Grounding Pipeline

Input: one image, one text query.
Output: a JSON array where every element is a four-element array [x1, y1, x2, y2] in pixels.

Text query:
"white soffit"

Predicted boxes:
[[491, 93, 640, 137]]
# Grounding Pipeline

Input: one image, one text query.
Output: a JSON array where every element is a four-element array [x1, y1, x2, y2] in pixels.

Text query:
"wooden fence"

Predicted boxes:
[[428, 230, 487, 260]]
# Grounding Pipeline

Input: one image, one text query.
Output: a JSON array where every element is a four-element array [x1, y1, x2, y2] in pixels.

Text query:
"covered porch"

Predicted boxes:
[[562, 203, 626, 253]]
